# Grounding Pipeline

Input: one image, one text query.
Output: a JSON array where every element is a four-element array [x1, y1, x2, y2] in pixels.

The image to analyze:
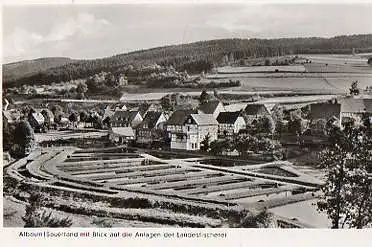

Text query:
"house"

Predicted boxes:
[[309, 103, 341, 126], [113, 103, 128, 111], [171, 113, 218, 150], [340, 98, 372, 125], [28, 112, 45, 132], [111, 110, 143, 128], [198, 101, 225, 119], [109, 127, 135, 145], [136, 111, 167, 145], [40, 109, 55, 128], [216, 111, 246, 136], [243, 104, 270, 124], [137, 103, 163, 117], [166, 109, 197, 138]]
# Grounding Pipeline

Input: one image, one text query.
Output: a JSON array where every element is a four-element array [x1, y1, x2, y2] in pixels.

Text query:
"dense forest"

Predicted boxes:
[[3, 34, 372, 87]]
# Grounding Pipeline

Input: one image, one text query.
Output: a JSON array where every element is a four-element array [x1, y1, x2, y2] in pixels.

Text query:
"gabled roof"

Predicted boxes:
[[244, 104, 269, 115], [111, 127, 135, 137], [340, 98, 372, 113], [310, 103, 341, 120], [217, 111, 242, 124], [112, 110, 140, 123], [31, 112, 45, 125], [189, 114, 218, 126], [113, 103, 127, 110], [166, 109, 197, 125], [138, 111, 164, 129], [198, 101, 222, 114]]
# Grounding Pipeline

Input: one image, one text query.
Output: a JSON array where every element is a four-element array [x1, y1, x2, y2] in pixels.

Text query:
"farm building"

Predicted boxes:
[[309, 103, 341, 127], [216, 111, 246, 136], [198, 101, 225, 119], [340, 97, 372, 125], [111, 110, 143, 128], [243, 104, 270, 124], [136, 111, 167, 145]]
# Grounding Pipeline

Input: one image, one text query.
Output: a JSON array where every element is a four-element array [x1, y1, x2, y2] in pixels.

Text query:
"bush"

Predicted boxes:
[[22, 192, 73, 228]]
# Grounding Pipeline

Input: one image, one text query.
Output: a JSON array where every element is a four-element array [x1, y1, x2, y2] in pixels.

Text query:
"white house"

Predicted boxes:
[[216, 111, 246, 136], [171, 113, 218, 150], [198, 101, 225, 119], [109, 127, 135, 145], [166, 109, 197, 138]]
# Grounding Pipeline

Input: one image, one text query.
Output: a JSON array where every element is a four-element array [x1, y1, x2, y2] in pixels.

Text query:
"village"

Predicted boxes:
[[3, 82, 372, 158], [2, 79, 372, 228]]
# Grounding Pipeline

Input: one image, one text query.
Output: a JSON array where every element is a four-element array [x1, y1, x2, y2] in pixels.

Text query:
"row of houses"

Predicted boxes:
[[108, 100, 267, 150], [108, 96, 372, 150]]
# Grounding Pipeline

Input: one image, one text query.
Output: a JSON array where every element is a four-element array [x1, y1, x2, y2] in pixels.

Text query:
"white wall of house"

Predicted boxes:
[[218, 116, 246, 135], [155, 114, 167, 130]]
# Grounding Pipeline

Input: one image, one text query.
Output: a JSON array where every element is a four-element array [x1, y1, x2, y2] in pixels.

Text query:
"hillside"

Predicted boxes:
[[3, 34, 372, 87], [3, 57, 76, 83]]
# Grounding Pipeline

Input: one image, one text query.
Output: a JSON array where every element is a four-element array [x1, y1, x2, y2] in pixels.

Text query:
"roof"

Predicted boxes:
[[113, 103, 127, 110], [224, 103, 247, 112], [111, 127, 135, 137], [198, 101, 222, 114], [31, 112, 45, 125], [166, 109, 197, 125], [340, 98, 372, 113], [190, 114, 218, 126], [217, 111, 242, 124], [310, 103, 341, 120], [113, 110, 140, 123], [244, 104, 269, 115], [138, 111, 164, 129]]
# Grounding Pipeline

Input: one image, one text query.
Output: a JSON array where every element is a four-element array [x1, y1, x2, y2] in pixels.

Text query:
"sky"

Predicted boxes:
[[3, 3, 372, 63]]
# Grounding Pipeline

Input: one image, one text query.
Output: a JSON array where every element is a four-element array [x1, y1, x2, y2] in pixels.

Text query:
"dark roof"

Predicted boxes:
[[217, 111, 242, 124], [138, 111, 163, 129], [340, 98, 372, 113], [166, 109, 197, 125], [244, 104, 269, 115], [112, 110, 140, 123], [198, 101, 222, 114], [310, 103, 341, 120]]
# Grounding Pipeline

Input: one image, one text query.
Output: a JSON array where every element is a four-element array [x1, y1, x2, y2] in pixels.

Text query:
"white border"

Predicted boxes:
[[1, 1, 372, 247]]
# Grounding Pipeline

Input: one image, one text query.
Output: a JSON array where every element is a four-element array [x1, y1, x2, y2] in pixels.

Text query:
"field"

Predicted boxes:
[[118, 54, 372, 102], [5, 146, 324, 228]]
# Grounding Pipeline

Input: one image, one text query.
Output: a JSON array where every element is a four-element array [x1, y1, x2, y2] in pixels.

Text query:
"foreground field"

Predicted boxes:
[[4, 146, 325, 228]]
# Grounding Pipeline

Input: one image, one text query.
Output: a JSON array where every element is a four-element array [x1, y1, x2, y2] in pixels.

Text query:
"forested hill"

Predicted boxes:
[[3, 57, 76, 83], [3, 34, 372, 87]]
